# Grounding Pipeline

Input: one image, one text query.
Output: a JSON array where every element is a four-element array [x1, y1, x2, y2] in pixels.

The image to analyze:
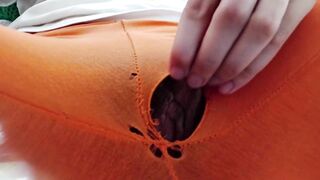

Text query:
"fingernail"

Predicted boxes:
[[219, 82, 234, 94], [209, 77, 220, 86], [188, 75, 204, 88], [170, 67, 185, 80]]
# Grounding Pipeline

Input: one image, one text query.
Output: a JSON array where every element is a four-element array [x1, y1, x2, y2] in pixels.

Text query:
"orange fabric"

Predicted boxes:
[[0, 2, 320, 179]]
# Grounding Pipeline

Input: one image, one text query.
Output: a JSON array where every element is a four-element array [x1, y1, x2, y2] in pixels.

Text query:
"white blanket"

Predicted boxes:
[[9, 0, 187, 32]]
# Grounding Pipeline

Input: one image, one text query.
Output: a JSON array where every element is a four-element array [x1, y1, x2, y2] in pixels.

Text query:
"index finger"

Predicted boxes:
[[170, 0, 220, 80]]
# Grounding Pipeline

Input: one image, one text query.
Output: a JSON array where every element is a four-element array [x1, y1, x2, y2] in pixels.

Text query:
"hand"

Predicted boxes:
[[170, 0, 316, 94]]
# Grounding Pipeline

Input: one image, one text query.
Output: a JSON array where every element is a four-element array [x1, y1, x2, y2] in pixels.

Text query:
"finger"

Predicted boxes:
[[218, 0, 317, 94], [187, 0, 257, 88], [170, 0, 220, 80], [209, 0, 289, 85]]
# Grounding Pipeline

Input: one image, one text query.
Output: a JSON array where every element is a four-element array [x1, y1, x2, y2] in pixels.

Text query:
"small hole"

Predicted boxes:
[[129, 73, 138, 80], [149, 144, 163, 158], [129, 126, 144, 136], [167, 146, 182, 159]]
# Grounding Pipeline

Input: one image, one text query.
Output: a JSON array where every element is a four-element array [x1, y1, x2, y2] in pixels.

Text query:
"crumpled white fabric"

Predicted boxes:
[[0, 20, 10, 26], [17, 0, 46, 14], [0, 0, 16, 6], [0, 0, 44, 14], [9, 0, 187, 32]]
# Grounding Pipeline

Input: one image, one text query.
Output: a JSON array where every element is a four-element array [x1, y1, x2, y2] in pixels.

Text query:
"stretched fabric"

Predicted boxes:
[[0, 2, 319, 180]]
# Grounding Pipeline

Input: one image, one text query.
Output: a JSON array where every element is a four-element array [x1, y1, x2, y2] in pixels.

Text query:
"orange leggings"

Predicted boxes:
[[0, 3, 320, 180]]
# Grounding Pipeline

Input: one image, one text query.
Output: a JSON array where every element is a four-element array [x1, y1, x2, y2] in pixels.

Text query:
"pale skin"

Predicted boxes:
[[170, 0, 317, 94]]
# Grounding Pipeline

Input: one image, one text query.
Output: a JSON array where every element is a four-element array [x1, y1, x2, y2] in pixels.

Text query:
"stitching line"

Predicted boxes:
[[0, 90, 146, 143], [120, 21, 163, 141], [120, 20, 179, 180], [163, 152, 179, 180], [181, 48, 320, 146], [120, 21, 148, 129]]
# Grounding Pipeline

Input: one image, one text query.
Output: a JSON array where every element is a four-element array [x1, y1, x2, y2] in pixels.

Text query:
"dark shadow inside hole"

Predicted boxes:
[[129, 126, 144, 136], [129, 72, 138, 80], [167, 146, 182, 159], [149, 144, 163, 158], [150, 76, 206, 142]]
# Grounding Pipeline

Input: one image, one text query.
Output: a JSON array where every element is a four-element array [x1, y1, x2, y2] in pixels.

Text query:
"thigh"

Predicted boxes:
[[0, 3, 319, 178], [0, 20, 177, 179]]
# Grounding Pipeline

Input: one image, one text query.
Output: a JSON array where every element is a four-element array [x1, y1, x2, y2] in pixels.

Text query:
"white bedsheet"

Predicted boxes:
[[10, 0, 187, 32]]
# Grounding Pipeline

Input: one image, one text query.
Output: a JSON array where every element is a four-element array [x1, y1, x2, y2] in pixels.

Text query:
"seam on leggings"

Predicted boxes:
[[120, 20, 163, 141], [0, 90, 147, 144], [181, 48, 320, 146], [163, 150, 179, 180], [120, 21, 147, 127], [120, 20, 179, 180]]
